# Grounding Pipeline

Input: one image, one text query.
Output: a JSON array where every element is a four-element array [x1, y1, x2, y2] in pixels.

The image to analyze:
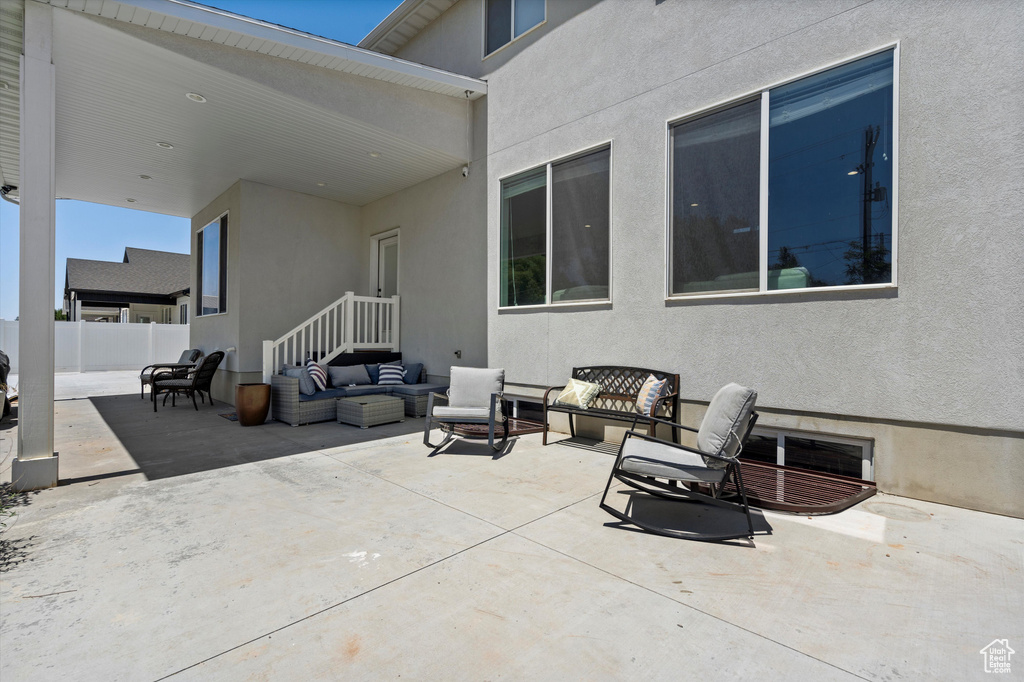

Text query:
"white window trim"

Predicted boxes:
[[751, 426, 874, 481], [369, 227, 401, 298], [497, 140, 614, 311], [481, 0, 547, 60], [664, 43, 900, 301], [196, 210, 229, 317]]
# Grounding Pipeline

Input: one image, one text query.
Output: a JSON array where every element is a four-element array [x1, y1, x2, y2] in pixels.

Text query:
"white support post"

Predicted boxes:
[[13, 1, 58, 490], [262, 340, 273, 385], [343, 292, 354, 353], [391, 295, 400, 351]]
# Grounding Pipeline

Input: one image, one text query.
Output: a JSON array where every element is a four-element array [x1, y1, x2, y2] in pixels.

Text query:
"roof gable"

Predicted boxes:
[[66, 247, 189, 296]]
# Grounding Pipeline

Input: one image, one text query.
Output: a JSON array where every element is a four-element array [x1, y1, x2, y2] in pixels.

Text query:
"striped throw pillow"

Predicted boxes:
[[377, 363, 406, 385], [306, 359, 328, 391], [635, 375, 667, 415]]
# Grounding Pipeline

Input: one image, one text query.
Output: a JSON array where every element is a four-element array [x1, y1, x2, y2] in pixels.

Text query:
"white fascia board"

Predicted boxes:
[[359, 0, 424, 50], [78, 0, 487, 98]]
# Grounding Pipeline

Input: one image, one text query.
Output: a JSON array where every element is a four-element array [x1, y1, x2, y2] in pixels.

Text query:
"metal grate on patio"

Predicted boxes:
[[726, 460, 878, 515]]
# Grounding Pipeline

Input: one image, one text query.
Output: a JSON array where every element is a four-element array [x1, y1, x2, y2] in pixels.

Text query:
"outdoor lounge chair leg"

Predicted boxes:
[[192, 391, 199, 411]]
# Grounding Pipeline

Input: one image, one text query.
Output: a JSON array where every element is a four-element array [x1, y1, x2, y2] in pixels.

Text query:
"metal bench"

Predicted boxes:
[[542, 366, 680, 445]]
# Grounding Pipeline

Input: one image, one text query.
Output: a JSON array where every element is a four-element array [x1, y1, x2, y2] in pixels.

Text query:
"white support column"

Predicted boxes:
[[13, 0, 58, 490]]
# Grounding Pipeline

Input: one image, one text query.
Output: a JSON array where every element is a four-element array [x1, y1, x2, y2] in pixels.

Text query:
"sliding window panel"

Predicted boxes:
[[670, 100, 761, 294], [514, 0, 544, 37], [500, 168, 548, 307], [550, 147, 611, 303], [486, 0, 512, 54], [768, 50, 894, 289]]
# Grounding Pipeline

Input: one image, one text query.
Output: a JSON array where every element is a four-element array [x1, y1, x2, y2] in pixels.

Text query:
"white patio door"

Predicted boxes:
[[377, 236, 399, 298]]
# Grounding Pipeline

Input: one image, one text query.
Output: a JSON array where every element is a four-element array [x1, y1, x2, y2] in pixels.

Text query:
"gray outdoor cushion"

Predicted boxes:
[[447, 367, 504, 408], [298, 388, 349, 402], [389, 383, 449, 396], [340, 385, 390, 397], [283, 366, 317, 396], [696, 383, 757, 468], [432, 405, 503, 421], [329, 364, 371, 387], [620, 437, 727, 484]]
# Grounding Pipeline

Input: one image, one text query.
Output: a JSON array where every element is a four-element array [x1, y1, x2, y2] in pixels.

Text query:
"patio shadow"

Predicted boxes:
[[87, 393, 426, 481], [603, 488, 774, 545]]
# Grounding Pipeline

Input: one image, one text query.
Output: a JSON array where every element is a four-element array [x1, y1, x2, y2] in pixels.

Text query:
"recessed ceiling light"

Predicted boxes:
[[156, 142, 174, 149], [847, 170, 859, 175], [126, 198, 137, 203], [139, 174, 151, 180], [316, 182, 326, 187], [690, 203, 699, 207], [369, 152, 381, 158], [185, 92, 207, 103]]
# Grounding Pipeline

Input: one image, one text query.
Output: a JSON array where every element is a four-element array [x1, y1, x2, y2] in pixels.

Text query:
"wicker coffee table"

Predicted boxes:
[[336, 394, 405, 428]]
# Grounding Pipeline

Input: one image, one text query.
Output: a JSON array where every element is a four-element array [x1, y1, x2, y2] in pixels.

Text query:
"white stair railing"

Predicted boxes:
[[262, 292, 400, 383]]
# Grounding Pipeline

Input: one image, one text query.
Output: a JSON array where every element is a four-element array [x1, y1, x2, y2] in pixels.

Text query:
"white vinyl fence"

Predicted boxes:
[[0, 319, 190, 373]]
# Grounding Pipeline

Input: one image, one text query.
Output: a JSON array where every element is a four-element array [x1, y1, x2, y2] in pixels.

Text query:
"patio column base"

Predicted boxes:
[[11, 454, 59, 492]]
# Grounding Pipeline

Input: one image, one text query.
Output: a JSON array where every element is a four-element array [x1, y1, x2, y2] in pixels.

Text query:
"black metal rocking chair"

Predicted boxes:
[[600, 383, 760, 543], [423, 366, 509, 455]]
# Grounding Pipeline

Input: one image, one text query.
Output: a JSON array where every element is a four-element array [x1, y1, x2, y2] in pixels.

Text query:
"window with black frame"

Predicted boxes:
[[670, 49, 895, 295], [485, 0, 544, 55], [196, 215, 227, 316], [500, 146, 611, 307]]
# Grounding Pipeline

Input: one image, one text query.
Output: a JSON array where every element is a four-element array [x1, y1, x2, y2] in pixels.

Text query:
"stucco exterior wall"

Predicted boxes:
[[473, 0, 1023, 434], [191, 180, 364, 402], [359, 164, 489, 380], [191, 180, 241, 399]]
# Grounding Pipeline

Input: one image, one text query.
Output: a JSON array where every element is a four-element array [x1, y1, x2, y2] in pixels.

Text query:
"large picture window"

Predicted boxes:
[[485, 0, 544, 56], [670, 49, 896, 296], [500, 146, 611, 307], [196, 215, 227, 316]]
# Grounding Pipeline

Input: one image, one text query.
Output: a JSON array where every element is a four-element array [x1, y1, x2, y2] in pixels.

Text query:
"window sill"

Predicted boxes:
[[666, 282, 897, 303], [196, 311, 229, 318], [498, 299, 611, 313]]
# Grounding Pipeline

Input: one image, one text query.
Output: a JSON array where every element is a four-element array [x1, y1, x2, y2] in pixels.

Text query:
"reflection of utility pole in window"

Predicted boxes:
[[847, 125, 889, 284]]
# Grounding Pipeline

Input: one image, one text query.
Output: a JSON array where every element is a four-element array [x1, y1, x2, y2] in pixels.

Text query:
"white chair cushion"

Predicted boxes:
[[696, 383, 757, 468], [619, 437, 727, 484], [432, 406, 503, 421], [448, 367, 504, 408]]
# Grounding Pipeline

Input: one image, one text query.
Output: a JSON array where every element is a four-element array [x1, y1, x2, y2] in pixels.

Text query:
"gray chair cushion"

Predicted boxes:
[[448, 367, 504, 408], [329, 364, 372, 387], [620, 437, 727, 484], [282, 367, 317, 396], [696, 383, 757, 468], [432, 405, 503, 421], [389, 383, 450, 396]]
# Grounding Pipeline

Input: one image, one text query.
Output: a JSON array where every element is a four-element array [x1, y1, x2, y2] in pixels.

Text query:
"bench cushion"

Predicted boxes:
[[554, 378, 601, 409], [433, 405, 503, 421]]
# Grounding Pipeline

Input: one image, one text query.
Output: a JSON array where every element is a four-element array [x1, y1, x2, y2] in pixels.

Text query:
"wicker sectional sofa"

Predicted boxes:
[[271, 359, 448, 427]]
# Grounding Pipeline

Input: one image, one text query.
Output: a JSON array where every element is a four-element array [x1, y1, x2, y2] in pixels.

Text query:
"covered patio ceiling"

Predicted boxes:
[[0, 0, 487, 217]]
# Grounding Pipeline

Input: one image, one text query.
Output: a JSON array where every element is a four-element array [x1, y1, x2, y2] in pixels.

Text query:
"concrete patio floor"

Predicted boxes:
[[0, 371, 1021, 680]]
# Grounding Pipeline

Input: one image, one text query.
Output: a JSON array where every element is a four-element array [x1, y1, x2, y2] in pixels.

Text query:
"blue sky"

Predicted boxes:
[[0, 0, 401, 319]]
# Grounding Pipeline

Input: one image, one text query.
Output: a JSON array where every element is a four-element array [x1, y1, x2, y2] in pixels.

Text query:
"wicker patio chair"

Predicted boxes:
[[140, 349, 203, 399], [152, 351, 224, 412], [599, 383, 760, 542], [423, 366, 508, 455]]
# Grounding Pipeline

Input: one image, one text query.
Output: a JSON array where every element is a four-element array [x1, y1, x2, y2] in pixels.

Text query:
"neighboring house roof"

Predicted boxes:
[[66, 247, 189, 297], [359, 0, 457, 55]]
